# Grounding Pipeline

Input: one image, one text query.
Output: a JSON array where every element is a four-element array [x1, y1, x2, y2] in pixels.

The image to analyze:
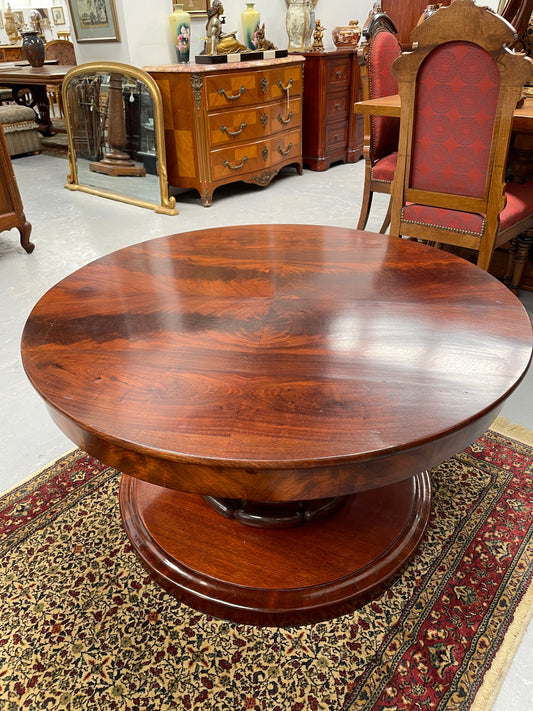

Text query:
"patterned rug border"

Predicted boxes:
[[469, 417, 533, 710], [2, 419, 533, 710]]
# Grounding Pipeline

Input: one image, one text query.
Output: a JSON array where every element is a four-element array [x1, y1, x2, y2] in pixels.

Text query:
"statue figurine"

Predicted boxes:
[[313, 19, 325, 51], [255, 24, 277, 51], [205, 0, 251, 55]]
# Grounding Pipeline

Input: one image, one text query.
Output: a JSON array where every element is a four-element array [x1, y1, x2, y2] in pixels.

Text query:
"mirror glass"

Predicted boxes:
[[63, 62, 177, 215]]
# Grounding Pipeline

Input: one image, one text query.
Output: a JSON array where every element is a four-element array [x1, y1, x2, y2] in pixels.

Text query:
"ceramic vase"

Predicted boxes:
[[21, 30, 45, 67], [169, 4, 191, 64], [332, 21, 361, 49], [242, 3, 261, 51], [286, 0, 315, 53]]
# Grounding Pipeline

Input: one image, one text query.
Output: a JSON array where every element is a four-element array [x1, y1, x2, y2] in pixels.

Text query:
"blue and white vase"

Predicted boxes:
[[286, 0, 315, 53]]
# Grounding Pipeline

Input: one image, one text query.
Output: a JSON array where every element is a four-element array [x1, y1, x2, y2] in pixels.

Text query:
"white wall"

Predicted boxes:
[[1, 0, 503, 69], [79, 0, 503, 68]]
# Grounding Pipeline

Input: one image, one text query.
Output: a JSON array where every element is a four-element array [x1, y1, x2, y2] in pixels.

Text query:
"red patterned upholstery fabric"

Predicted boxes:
[[402, 203, 485, 235], [410, 41, 500, 197], [369, 30, 401, 160], [401, 180, 533, 235], [371, 151, 398, 182]]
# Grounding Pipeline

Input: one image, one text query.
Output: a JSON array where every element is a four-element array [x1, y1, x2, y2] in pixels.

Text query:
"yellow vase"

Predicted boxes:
[[169, 4, 191, 64]]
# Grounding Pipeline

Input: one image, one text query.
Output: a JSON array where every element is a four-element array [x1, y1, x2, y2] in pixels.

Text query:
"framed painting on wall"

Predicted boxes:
[[67, 0, 120, 42], [174, 1, 210, 17], [0, 12, 3, 29], [52, 7, 66, 25]]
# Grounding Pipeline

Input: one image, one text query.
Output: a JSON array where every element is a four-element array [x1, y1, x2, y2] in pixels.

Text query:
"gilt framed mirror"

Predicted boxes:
[[63, 62, 178, 215]]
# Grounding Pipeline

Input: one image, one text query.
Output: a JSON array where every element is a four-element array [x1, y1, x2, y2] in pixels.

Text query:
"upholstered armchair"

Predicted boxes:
[[389, 0, 533, 284], [356, 11, 401, 232]]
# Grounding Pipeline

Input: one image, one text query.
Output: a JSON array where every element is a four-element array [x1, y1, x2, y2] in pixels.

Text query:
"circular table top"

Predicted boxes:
[[21, 224, 532, 499]]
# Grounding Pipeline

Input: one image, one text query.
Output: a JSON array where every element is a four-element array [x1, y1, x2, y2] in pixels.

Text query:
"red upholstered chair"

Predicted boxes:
[[356, 11, 401, 232], [389, 0, 533, 279]]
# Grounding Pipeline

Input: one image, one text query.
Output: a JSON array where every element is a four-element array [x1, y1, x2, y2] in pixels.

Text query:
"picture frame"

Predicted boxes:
[[0, 12, 3, 30], [174, 0, 210, 17], [13, 11, 24, 26], [52, 7, 66, 25], [67, 0, 120, 42]]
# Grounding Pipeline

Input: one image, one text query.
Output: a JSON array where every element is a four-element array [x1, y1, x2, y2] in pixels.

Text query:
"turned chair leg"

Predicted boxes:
[[504, 232, 533, 294], [379, 200, 392, 234]]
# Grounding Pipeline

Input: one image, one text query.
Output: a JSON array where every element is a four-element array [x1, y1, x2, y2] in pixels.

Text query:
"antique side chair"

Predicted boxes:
[[44, 40, 76, 118], [389, 0, 533, 278], [356, 11, 401, 232]]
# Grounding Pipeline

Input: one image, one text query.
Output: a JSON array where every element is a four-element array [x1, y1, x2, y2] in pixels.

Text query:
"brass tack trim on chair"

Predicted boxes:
[[401, 213, 485, 238]]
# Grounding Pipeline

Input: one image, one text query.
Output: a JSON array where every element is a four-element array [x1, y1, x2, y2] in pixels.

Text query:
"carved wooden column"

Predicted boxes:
[[90, 73, 146, 177]]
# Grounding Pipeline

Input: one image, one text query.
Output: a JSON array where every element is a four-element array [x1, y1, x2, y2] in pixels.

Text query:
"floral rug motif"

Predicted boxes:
[[1, 424, 532, 710]]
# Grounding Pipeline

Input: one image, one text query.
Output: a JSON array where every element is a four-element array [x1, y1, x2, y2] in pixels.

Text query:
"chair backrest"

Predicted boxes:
[[499, 0, 533, 47], [358, 12, 402, 161], [45, 40, 76, 66], [380, 0, 452, 46], [391, 0, 532, 224]]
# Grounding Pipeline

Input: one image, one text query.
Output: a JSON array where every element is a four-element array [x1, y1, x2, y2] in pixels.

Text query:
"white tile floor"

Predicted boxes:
[[1, 153, 532, 709]]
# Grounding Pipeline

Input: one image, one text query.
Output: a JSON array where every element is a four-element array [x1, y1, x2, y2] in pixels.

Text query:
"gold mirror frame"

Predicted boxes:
[[63, 61, 178, 215]]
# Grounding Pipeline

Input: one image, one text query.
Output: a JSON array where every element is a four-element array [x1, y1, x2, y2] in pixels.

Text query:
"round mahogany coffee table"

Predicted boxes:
[[21, 225, 532, 626]]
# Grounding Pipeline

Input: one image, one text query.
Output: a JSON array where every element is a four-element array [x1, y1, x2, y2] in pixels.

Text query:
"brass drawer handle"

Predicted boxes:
[[277, 78, 294, 92], [278, 142, 293, 156], [223, 156, 249, 171], [220, 122, 247, 137], [335, 103, 341, 111], [277, 111, 293, 125], [218, 85, 246, 101]]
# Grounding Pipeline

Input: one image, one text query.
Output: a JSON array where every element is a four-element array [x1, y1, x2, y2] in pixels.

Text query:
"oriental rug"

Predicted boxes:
[[1, 418, 532, 711]]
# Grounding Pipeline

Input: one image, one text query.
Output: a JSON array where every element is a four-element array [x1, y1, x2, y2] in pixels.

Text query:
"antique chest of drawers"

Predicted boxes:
[[301, 49, 363, 171], [147, 57, 304, 206]]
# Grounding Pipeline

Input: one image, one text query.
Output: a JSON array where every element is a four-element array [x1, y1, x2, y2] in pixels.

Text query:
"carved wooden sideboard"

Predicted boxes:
[[301, 49, 363, 171], [146, 57, 304, 206], [0, 123, 33, 252]]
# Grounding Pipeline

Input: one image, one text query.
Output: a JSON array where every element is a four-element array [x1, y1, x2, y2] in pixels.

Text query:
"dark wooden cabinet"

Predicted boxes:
[[301, 49, 363, 171], [0, 123, 33, 252]]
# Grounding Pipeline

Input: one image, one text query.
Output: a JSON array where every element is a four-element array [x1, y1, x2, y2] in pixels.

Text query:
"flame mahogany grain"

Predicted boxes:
[[21, 225, 533, 624]]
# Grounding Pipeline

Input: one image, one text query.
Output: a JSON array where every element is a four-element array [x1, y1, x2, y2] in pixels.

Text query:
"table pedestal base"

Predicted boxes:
[[119, 471, 431, 626]]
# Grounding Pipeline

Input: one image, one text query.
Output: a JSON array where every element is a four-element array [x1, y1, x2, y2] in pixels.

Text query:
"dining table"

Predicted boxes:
[[0, 62, 72, 135], [353, 93, 533, 132]]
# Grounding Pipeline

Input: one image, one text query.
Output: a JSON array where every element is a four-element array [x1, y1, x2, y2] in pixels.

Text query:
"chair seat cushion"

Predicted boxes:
[[371, 152, 397, 183], [402, 180, 533, 236], [0, 104, 36, 125], [500, 181, 533, 230]]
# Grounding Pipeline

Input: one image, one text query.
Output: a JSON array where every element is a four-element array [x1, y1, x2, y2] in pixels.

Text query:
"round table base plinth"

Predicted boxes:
[[119, 472, 432, 626]]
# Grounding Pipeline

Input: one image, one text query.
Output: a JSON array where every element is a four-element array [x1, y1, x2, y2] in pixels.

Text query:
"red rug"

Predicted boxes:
[[1, 420, 532, 710]]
